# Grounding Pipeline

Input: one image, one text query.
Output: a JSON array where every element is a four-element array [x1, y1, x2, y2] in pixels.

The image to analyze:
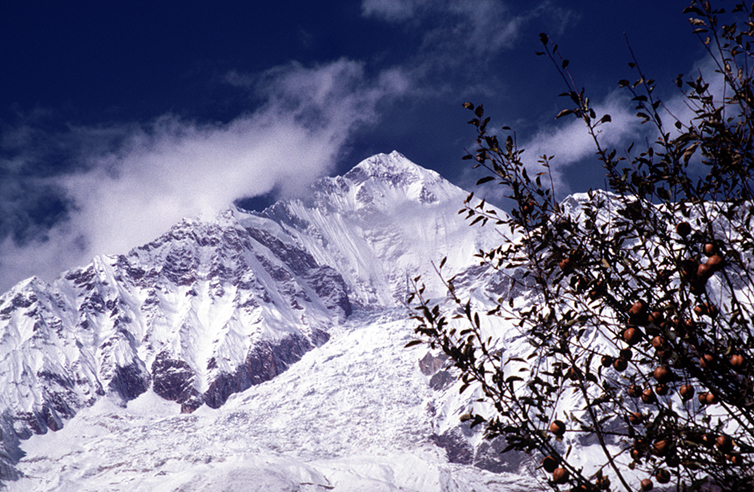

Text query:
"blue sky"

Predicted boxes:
[[0, 1, 706, 291]]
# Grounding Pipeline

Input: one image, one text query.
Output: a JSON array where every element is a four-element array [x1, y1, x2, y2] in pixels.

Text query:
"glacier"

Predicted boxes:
[[0, 151, 536, 491]]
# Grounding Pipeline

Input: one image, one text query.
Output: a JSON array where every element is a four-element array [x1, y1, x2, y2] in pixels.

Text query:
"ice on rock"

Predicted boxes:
[[0, 152, 536, 491]]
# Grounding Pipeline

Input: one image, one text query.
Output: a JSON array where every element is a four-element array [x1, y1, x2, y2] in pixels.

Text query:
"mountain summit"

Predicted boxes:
[[0, 152, 521, 490]]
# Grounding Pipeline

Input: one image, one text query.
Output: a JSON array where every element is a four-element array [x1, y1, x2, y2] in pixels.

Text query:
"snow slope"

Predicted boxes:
[[8, 310, 533, 491], [0, 152, 531, 491]]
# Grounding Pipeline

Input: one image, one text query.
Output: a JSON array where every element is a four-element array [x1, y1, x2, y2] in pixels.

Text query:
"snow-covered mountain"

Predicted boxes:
[[0, 152, 531, 491]]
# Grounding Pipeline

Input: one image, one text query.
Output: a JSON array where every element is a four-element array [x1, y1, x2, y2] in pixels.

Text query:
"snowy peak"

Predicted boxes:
[[305, 151, 462, 215], [251, 152, 500, 309], [0, 201, 354, 462], [0, 152, 512, 486], [0, 152, 478, 445], [345, 151, 442, 189]]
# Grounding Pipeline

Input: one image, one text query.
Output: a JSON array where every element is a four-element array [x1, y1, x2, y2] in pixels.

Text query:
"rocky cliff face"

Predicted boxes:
[[0, 151, 500, 482], [0, 211, 348, 427]]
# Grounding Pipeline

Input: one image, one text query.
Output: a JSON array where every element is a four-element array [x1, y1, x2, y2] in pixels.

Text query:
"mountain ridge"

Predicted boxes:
[[0, 151, 512, 488]]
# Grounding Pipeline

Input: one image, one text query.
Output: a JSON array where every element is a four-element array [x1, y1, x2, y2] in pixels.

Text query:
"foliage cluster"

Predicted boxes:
[[409, 1, 754, 490]]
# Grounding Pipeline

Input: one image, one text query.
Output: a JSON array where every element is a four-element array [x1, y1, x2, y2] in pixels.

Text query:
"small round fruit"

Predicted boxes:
[[697, 263, 714, 279], [706, 254, 724, 271], [549, 420, 566, 436], [623, 327, 642, 345], [552, 467, 569, 484], [694, 302, 718, 318], [648, 311, 664, 326], [653, 366, 673, 383], [705, 391, 718, 405], [657, 349, 671, 361], [628, 384, 642, 398], [731, 354, 746, 371], [655, 469, 670, 484], [640, 478, 654, 491], [679, 384, 695, 401], [619, 348, 633, 360], [652, 439, 670, 456], [651, 336, 667, 350], [676, 222, 691, 237], [655, 383, 669, 396], [699, 354, 714, 369], [641, 388, 656, 404], [559, 258, 572, 272], [729, 453, 744, 465], [704, 243, 717, 256], [701, 433, 715, 447], [566, 367, 580, 380], [613, 358, 628, 372], [542, 456, 558, 473], [674, 317, 694, 335], [601, 355, 613, 368], [716, 435, 733, 453], [629, 412, 644, 425], [629, 301, 648, 325], [698, 392, 709, 404], [629, 300, 647, 312]]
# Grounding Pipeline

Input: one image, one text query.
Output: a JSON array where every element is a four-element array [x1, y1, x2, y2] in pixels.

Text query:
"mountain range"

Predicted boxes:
[[0, 152, 536, 491]]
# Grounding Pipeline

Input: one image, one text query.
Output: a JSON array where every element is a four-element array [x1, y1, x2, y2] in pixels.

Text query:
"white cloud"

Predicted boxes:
[[521, 91, 642, 187], [361, 0, 426, 22], [457, 89, 645, 202], [526, 55, 732, 189], [461, 54, 734, 205], [361, 0, 575, 63], [362, 0, 523, 58], [0, 59, 411, 292]]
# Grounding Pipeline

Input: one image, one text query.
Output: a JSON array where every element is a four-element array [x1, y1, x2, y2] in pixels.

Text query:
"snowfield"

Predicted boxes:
[[8, 311, 533, 491], [0, 152, 537, 491]]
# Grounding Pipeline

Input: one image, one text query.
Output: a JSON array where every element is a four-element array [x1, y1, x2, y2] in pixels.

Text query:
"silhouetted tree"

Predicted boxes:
[[409, 2, 754, 490]]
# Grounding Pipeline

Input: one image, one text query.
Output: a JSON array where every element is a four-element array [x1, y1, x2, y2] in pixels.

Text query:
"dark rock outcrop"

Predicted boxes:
[[108, 359, 150, 402], [429, 370, 453, 391], [474, 437, 530, 474], [151, 352, 196, 403], [204, 332, 327, 409], [419, 351, 448, 376], [431, 428, 474, 465]]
